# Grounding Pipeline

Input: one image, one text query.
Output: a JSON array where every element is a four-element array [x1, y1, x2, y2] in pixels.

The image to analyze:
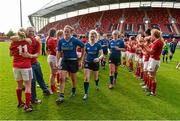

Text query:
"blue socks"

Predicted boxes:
[[60, 93, 64, 98], [110, 76, 114, 84], [114, 73, 118, 80], [72, 87, 76, 94], [84, 82, 89, 94], [95, 79, 99, 86]]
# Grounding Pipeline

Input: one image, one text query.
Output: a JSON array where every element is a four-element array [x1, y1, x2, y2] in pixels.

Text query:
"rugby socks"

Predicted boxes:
[[166, 56, 168, 63], [130, 61, 133, 71], [144, 73, 147, 85], [123, 60, 126, 66], [56, 72, 60, 84], [72, 87, 76, 94], [84, 82, 89, 94], [16, 89, 22, 105], [152, 81, 157, 95], [114, 73, 118, 80], [135, 64, 140, 77], [110, 76, 114, 84], [95, 79, 99, 86], [148, 78, 152, 91], [140, 70, 144, 79], [51, 85, 56, 93], [169, 55, 172, 61], [25, 93, 31, 108], [60, 93, 64, 98], [163, 56, 165, 62]]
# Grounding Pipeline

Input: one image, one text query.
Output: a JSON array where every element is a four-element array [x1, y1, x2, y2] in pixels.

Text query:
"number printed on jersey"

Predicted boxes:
[[17, 45, 28, 55]]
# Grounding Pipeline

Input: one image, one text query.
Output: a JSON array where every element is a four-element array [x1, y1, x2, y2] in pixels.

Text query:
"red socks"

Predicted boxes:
[[130, 62, 133, 71], [143, 73, 147, 85], [140, 70, 144, 79], [152, 81, 157, 95], [16, 89, 22, 105], [147, 77, 152, 90], [51, 85, 57, 93], [56, 72, 60, 84], [123, 61, 126, 66], [25, 93, 31, 108], [135, 64, 140, 77]]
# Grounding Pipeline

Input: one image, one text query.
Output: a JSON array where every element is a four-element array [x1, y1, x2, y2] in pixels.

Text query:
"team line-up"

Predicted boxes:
[[10, 25, 172, 112]]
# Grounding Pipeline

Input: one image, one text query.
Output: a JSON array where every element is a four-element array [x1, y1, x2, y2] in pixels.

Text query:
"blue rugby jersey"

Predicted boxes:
[[57, 36, 84, 60], [109, 39, 125, 57], [98, 39, 109, 51], [85, 42, 102, 62]]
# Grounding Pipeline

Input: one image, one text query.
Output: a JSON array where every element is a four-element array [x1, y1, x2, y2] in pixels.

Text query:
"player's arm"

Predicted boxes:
[[141, 45, 155, 54], [114, 46, 125, 51], [21, 52, 39, 59], [115, 41, 125, 51], [56, 51, 62, 68], [10, 35, 19, 42], [98, 49, 104, 60], [10, 35, 32, 45]]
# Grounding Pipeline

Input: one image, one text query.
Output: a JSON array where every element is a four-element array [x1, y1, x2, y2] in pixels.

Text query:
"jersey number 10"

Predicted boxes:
[[17, 45, 28, 55]]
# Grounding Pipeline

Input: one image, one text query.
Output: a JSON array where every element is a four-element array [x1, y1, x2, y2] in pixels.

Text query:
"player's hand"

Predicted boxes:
[[114, 46, 119, 50], [25, 38, 32, 45], [56, 62, 60, 69], [21, 52, 31, 58], [139, 43, 144, 48], [93, 58, 100, 63]]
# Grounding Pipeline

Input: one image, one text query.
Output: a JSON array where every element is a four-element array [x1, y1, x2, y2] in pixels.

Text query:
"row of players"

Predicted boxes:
[[9, 25, 163, 112]]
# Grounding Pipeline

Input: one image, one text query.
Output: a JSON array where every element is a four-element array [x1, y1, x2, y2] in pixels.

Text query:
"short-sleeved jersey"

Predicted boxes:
[[109, 39, 125, 57], [77, 38, 87, 52], [10, 40, 32, 68], [163, 42, 170, 51], [57, 36, 84, 60], [129, 43, 136, 53], [30, 37, 41, 64], [170, 41, 177, 52], [98, 39, 109, 51], [46, 37, 58, 56], [85, 42, 102, 62], [150, 39, 164, 60]]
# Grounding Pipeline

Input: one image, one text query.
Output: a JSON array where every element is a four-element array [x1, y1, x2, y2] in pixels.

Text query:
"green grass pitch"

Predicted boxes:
[[0, 42, 180, 120]]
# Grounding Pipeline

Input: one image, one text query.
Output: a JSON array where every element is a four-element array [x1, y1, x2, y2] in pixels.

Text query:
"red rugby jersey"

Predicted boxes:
[[10, 40, 32, 68], [30, 37, 41, 64], [46, 37, 58, 56], [150, 39, 164, 60]]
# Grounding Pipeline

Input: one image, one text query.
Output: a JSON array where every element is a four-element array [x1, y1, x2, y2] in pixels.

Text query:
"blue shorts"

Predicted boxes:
[[162, 50, 168, 55], [60, 60, 78, 73], [109, 55, 121, 66], [84, 61, 99, 71]]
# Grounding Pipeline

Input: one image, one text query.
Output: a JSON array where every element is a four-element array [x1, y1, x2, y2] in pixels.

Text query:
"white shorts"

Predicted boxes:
[[139, 57, 143, 64], [47, 55, 57, 69], [147, 58, 160, 72], [77, 52, 82, 59], [143, 61, 149, 71], [13, 68, 33, 81], [126, 51, 129, 58], [121, 51, 127, 58], [128, 52, 134, 60], [134, 54, 139, 61]]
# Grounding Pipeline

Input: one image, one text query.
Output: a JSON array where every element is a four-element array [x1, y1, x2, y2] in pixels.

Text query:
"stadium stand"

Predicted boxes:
[[38, 8, 180, 35]]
